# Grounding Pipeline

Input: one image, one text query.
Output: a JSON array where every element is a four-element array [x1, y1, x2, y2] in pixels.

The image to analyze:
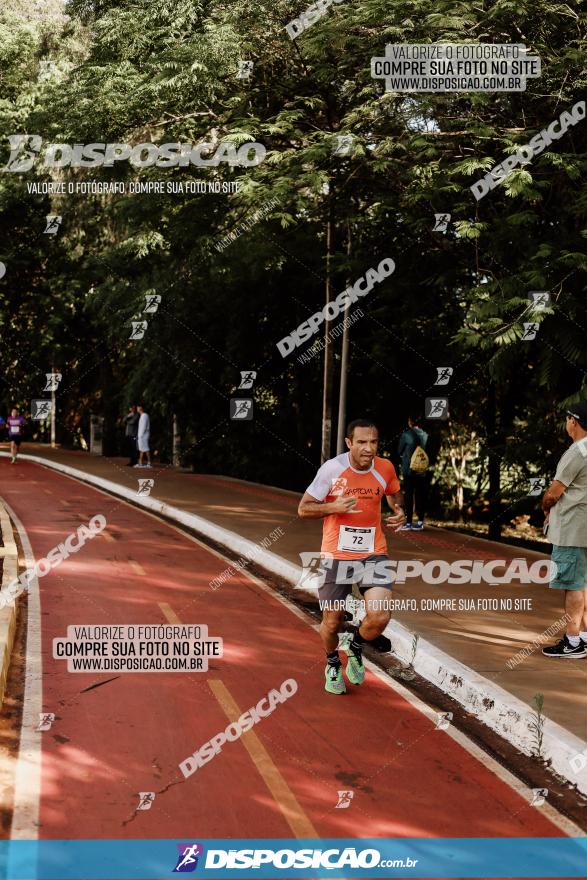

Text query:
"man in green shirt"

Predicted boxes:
[[542, 401, 587, 659]]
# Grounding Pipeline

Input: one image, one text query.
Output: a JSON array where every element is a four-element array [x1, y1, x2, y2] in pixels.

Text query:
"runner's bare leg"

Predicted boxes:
[[320, 609, 347, 653], [359, 586, 392, 640]]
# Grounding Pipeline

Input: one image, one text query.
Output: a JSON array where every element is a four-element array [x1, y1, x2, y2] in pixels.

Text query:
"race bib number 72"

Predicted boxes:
[[337, 526, 375, 553]]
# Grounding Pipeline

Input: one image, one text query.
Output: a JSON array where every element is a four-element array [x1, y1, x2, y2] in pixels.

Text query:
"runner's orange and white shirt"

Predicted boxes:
[[306, 453, 400, 560]]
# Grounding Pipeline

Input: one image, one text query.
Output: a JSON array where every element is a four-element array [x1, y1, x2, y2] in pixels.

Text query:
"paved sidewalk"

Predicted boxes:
[[4, 444, 587, 744]]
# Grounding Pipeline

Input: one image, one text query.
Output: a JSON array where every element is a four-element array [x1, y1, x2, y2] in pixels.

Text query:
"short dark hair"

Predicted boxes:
[[346, 419, 378, 440], [409, 413, 422, 425]]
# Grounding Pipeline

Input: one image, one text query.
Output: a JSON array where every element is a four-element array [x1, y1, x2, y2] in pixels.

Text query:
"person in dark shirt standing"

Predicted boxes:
[[124, 405, 140, 466], [398, 414, 429, 530]]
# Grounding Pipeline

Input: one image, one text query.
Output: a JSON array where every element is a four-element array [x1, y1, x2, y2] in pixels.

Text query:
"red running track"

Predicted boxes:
[[0, 459, 572, 847]]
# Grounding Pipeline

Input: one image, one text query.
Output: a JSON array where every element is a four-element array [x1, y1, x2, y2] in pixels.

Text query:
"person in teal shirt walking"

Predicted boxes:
[[398, 415, 429, 530]]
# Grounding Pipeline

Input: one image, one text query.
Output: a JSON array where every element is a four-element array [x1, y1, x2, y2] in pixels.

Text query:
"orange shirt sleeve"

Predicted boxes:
[[384, 460, 400, 495]]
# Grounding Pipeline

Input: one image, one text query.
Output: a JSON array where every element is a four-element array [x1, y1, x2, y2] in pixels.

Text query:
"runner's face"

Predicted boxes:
[[346, 427, 378, 470]]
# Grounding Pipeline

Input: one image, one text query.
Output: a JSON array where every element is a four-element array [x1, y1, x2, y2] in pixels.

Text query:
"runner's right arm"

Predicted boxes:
[[298, 492, 357, 519]]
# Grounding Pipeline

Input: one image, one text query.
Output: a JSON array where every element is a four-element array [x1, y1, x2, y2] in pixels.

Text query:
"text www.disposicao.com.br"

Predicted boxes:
[[70, 657, 202, 671]]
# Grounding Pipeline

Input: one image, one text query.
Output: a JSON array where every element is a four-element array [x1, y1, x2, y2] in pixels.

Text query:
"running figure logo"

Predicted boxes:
[[238, 371, 257, 390], [137, 479, 155, 496], [530, 788, 548, 807], [137, 792, 155, 811], [425, 397, 449, 420], [173, 843, 204, 872], [528, 291, 551, 312], [521, 322, 539, 341], [330, 476, 348, 497], [237, 60, 254, 79], [43, 372, 62, 392], [36, 712, 55, 731], [44, 215, 62, 234], [435, 711, 453, 730], [528, 477, 545, 496], [332, 135, 354, 156], [38, 60, 57, 81], [297, 551, 330, 589], [130, 321, 148, 340], [432, 213, 451, 233], [144, 294, 161, 313], [230, 399, 253, 420], [335, 790, 354, 809], [3, 134, 43, 172], [434, 367, 453, 386], [31, 400, 52, 420]]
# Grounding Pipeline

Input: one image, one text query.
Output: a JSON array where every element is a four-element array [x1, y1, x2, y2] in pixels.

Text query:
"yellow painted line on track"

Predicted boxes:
[[158, 602, 181, 624], [208, 678, 318, 838], [158, 601, 318, 837], [128, 559, 146, 576]]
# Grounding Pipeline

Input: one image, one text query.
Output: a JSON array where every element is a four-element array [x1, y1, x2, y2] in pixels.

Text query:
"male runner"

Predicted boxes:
[[7, 407, 26, 463], [298, 419, 406, 694]]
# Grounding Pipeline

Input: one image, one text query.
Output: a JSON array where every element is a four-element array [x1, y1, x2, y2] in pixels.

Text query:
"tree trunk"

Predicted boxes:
[[336, 219, 352, 454], [457, 484, 464, 516], [486, 385, 502, 541], [100, 347, 119, 457], [321, 198, 334, 463]]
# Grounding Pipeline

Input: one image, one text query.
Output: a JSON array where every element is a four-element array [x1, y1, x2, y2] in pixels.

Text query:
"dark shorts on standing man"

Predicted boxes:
[[549, 545, 587, 590], [318, 553, 393, 602]]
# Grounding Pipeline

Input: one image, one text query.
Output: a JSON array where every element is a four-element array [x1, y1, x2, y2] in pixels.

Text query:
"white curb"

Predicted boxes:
[[0, 497, 19, 707]]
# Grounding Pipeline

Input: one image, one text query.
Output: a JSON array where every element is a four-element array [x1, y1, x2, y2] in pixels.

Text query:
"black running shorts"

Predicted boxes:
[[317, 554, 393, 602]]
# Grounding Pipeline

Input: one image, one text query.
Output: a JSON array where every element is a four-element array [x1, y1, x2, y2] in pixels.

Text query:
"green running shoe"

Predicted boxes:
[[325, 663, 346, 694], [344, 647, 365, 685]]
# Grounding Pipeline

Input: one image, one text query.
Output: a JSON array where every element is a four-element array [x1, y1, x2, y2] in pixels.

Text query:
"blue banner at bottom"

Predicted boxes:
[[1, 838, 586, 879]]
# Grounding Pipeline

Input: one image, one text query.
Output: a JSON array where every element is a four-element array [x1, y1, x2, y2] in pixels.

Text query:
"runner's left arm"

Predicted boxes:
[[384, 491, 406, 529], [383, 463, 406, 529]]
